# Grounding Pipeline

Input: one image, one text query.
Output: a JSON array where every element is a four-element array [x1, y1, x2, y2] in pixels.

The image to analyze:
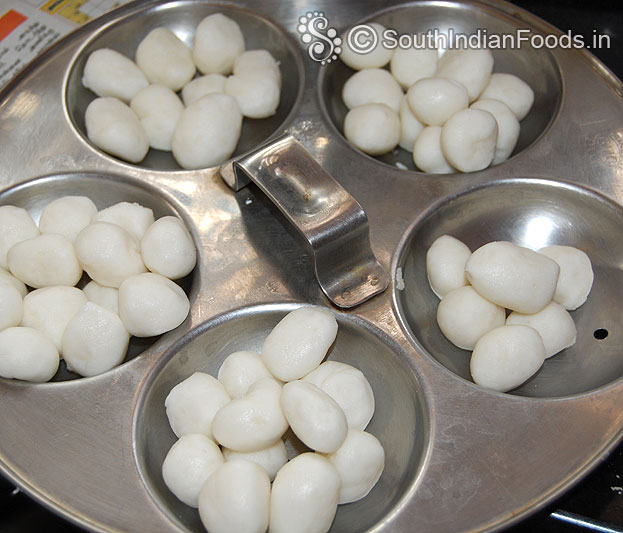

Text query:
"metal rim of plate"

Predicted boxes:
[[0, 0, 621, 532]]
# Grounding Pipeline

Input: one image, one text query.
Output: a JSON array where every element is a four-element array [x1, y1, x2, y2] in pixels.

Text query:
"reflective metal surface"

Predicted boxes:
[[0, 0, 622, 532], [135, 304, 426, 533], [395, 178, 623, 398], [228, 135, 389, 308]]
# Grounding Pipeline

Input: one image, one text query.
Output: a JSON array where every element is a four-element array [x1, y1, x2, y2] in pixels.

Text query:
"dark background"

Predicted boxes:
[[1, 0, 622, 531]]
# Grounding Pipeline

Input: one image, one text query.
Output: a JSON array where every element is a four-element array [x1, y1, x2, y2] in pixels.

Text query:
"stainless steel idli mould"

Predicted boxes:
[[0, 0, 621, 531]]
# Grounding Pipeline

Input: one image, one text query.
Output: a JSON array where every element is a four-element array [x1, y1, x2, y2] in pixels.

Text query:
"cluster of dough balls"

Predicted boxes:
[[161, 307, 385, 533], [426, 235, 594, 392], [82, 13, 281, 169], [0, 197, 196, 381], [340, 23, 534, 173]]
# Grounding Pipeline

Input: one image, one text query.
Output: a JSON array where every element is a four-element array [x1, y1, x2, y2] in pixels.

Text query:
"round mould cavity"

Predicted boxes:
[[66, 2, 304, 170], [319, 1, 562, 172], [134, 304, 429, 532], [395, 178, 623, 398], [0, 172, 198, 382]]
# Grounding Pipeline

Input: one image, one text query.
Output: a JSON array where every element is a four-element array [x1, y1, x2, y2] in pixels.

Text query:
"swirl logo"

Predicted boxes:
[[297, 11, 342, 65]]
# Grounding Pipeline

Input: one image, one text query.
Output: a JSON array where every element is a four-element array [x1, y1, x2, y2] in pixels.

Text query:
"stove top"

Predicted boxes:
[[0, 0, 621, 531]]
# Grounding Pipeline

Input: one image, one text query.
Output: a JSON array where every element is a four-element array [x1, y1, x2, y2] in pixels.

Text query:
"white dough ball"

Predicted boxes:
[[436, 48, 494, 102], [130, 85, 184, 151], [118, 272, 189, 337], [83, 280, 119, 314], [217, 350, 274, 399], [390, 46, 438, 89], [480, 73, 535, 120], [441, 108, 498, 172], [406, 77, 469, 126], [0, 327, 59, 382], [339, 22, 393, 70], [198, 460, 270, 533], [426, 234, 472, 298], [413, 126, 455, 174], [471, 99, 520, 164], [162, 433, 224, 508], [270, 452, 340, 533], [74, 222, 147, 288], [303, 361, 375, 430], [437, 286, 506, 350], [0, 268, 27, 297], [0, 205, 39, 269], [62, 302, 129, 377], [325, 429, 385, 504], [165, 372, 231, 439], [539, 245, 594, 310], [465, 241, 560, 314], [8, 234, 82, 288], [470, 324, 546, 392], [281, 380, 348, 453], [225, 70, 280, 119], [398, 96, 424, 152], [82, 48, 148, 102], [22, 286, 87, 352], [140, 216, 196, 280], [85, 97, 149, 163], [0, 284, 22, 331], [135, 27, 195, 91], [507, 302, 577, 358], [38, 196, 97, 243], [181, 74, 227, 106], [344, 103, 400, 156], [212, 377, 288, 452], [171, 93, 242, 169], [261, 307, 338, 382], [342, 68, 403, 113], [95, 202, 155, 243], [301, 360, 343, 388], [233, 49, 281, 87], [193, 14, 245, 75], [323, 377, 373, 433], [222, 439, 287, 481]]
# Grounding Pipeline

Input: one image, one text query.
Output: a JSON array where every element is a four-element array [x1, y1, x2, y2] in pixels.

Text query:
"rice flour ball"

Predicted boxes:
[[130, 85, 185, 151], [135, 27, 195, 91], [82, 48, 148, 102], [339, 22, 393, 70], [21, 286, 87, 352], [38, 196, 97, 243], [479, 73, 535, 120], [165, 372, 231, 439], [344, 103, 400, 157], [8, 234, 82, 288], [192, 14, 245, 75], [85, 97, 149, 163], [441, 108, 498, 172], [118, 272, 189, 337], [75, 221, 147, 288], [95, 201, 155, 243], [162, 433, 224, 508], [181, 74, 227, 106], [62, 302, 129, 377], [171, 93, 242, 169], [0, 205, 39, 269], [0, 327, 59, 381]]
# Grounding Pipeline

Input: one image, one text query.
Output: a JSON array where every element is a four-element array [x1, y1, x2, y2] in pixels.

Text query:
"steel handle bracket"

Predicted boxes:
[[220, 135, 389, 308]]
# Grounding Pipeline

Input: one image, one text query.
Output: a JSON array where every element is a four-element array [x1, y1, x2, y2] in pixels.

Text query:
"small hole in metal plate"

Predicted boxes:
[[594, 329, 609, 340]]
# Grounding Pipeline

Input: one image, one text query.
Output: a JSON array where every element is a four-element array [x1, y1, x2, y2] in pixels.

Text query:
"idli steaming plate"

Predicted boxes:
[[0, 0, 621, 531]]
